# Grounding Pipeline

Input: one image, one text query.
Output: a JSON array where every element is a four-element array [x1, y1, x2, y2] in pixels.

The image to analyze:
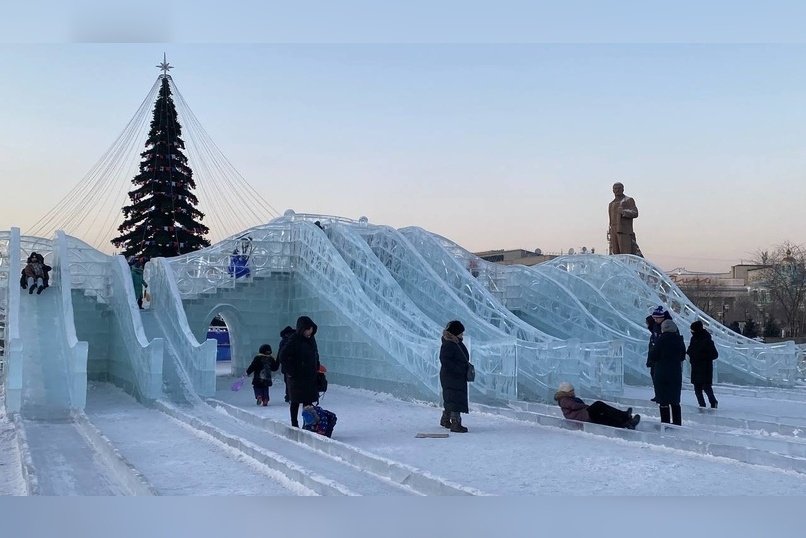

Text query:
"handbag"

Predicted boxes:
[[466, 363, 475, 382]]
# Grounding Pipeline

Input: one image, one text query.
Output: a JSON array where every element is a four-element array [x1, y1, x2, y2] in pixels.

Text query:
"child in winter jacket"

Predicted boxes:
[[22, 253, 51, 295], [246, 344, 279, 406]]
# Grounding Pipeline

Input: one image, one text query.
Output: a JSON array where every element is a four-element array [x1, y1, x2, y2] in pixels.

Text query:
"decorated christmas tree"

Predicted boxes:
[[112, 57, 210, 258]]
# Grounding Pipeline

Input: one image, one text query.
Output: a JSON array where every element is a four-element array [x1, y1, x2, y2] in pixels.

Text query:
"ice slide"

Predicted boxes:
[[166, 218, 464, 402], [412, 227, 651, 384], [299, 216, 622, 400], [547, 254, 800, 387], [11, 234, 87, 419]]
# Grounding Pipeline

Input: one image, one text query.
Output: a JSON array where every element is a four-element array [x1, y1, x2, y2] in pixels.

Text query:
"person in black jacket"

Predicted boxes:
[[687, 320, 719, 409], [278, 316, 320, 427], [439, 320, 470, 433], [647, 306, 672, 402], [648, 319, 686, 425], [278, 325, 296, 403], [246, 344, 279, 406]]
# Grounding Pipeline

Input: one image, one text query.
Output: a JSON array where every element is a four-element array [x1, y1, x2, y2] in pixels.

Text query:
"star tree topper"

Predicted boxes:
[[157, 53, 173, 76]]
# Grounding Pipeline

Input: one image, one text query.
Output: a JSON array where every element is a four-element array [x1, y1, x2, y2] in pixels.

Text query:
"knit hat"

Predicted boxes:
[[258, 344, 272, 355], [557, 382, 574, 393], [661, 319, 678, 333], [446, 320, 465, 336], [652, 306, 667, 317], [690, 320, 704, 333]]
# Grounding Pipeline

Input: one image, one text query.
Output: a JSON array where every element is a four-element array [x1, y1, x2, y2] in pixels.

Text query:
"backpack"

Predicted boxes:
[[301, 405, 337, 438], [259, 355, 275, 385]]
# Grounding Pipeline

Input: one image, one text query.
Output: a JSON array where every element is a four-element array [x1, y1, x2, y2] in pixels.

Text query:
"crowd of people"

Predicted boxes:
[[240, 307, 718, 435], [246, 316, 326, 429], [554, 305, 719, 429]]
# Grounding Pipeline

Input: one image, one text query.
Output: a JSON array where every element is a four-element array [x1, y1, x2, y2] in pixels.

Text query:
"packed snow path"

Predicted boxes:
[[6, 377, 806, 495]]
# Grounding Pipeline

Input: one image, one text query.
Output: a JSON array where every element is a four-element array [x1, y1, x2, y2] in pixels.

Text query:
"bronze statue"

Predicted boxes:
[[608, 182, 643, 257]]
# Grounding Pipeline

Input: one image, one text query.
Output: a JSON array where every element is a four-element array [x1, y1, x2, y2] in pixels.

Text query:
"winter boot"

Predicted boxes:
[[440, 410, 451, 429], [262, 396, 269, 406], [627, 414, 641, 429], [36, 285, 44, 295], [659, 404, 671, 424], [449, 412, 468, 433], [671, 404, 682, 426], [29, 284, 36, 295]]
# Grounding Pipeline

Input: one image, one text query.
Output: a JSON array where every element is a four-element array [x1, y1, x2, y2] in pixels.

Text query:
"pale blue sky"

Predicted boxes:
[[1, 42, 805, 271]]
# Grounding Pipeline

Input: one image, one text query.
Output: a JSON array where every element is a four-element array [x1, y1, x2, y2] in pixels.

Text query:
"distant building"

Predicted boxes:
[[477, 250, 770, 327], [474, 248, 559, 266]]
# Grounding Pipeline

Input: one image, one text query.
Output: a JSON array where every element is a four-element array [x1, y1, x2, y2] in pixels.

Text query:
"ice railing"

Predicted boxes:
[[145, 257, 217, 397], [166, 224, 293, 298], [267, 213, 517, 401], [607, 255, 798, 386], [551, 255, 799, 386], [282, 219, 450, 399], [425, 231, 644, 382], [164, 216, 452, 400], [325, 222, 442, 339], [65, 235, 114, 302], [351, 223, 601, 399], [351, 222, 529, 396], [400, 227, 624, 396], [330, 221, 519, 399], [1, 228, 23, 412], [318, 220, 519, 400], [53, 232, 89, 410], [550, 254, 773, 384], [400, 227, 555, 342]]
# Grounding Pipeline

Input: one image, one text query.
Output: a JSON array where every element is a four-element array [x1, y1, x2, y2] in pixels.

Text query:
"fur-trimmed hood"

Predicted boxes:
[[442, 330, 462, 343], [554, 389, 575, 402]]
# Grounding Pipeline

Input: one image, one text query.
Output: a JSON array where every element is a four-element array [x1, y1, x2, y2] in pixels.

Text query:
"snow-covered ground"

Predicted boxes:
[[2, 364, 806, 496]]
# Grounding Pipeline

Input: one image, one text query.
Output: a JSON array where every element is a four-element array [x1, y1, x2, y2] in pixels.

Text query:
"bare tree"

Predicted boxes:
[[673, 274, 723, 320], [753, 242, 806, 337]]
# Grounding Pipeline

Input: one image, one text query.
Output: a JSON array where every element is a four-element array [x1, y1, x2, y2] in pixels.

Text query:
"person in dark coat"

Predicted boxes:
[[439, 320, 470, 433], [22, 253, 48, 295], [554, 382, 640, 429], [246, 344, 279, 406], [278, 316, 320, 427], [278, 325, 296, 403], [648, 319, 686, 425], [687, 320, 719, 409], [647, 306, 672, 402]]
